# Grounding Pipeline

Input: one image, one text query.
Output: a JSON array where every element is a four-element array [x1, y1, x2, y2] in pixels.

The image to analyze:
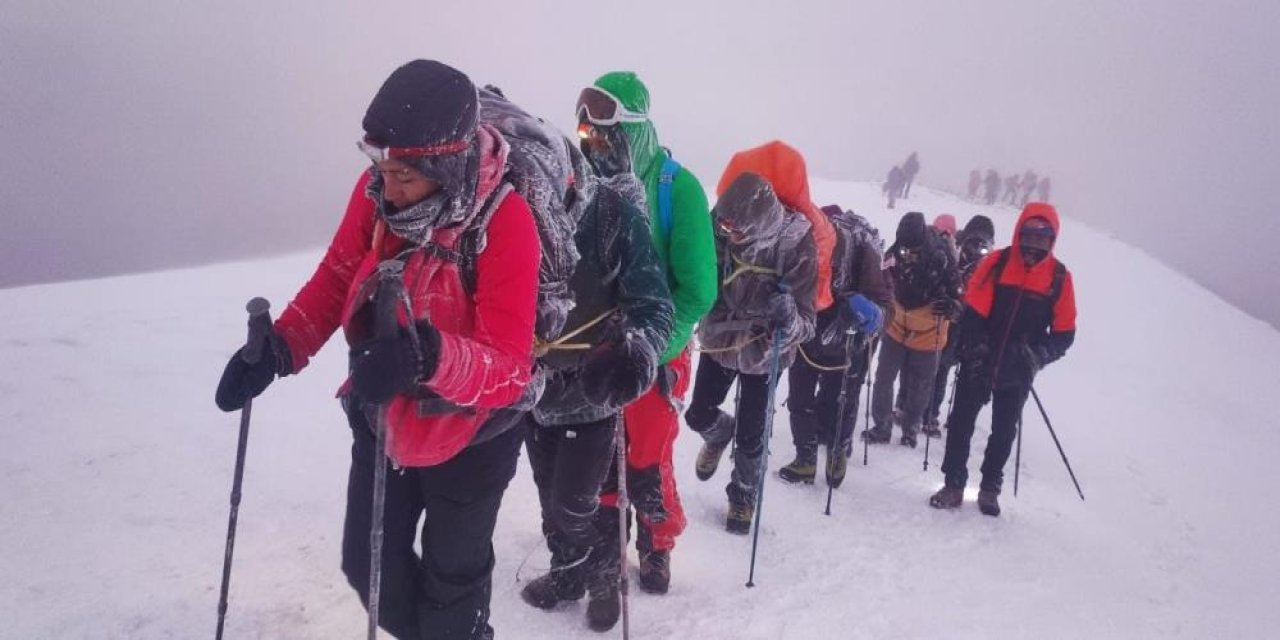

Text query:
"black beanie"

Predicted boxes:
[[896, 212, 927, 248], [961, 215, 995, 243], [362, 60, 478, 152]]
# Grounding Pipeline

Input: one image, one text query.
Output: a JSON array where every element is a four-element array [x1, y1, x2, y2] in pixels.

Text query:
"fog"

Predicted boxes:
[[3, 1, 1278, 327]]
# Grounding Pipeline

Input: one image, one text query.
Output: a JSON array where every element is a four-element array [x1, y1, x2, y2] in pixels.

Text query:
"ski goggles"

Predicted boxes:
[[357, 136, 469, 163], [575, 87, 648, 127], [1018, 217, 1056, 251]]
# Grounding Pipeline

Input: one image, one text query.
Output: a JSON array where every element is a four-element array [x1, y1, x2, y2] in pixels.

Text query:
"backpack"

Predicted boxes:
[[440, 88, 593, 344], [822, 206, 883, 300]]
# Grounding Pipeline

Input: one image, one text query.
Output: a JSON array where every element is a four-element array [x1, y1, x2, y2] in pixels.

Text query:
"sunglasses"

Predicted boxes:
[[576, 87, 648, 127], [356, 136, 468, 163]]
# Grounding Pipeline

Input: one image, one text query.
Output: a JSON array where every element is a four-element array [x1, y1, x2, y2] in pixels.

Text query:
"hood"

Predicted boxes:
[[959, 214, 995, 243], [1010, 201, 1061, 267], [714, 172, 787, 245], [933, 214, 957, 236], [592, 71, 663, 184], [895, 212, 927, 248]]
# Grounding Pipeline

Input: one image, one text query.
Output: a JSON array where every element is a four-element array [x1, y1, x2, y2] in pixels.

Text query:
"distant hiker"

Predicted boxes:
[[214, 60, 542, 639], [930, 203, 1077, 517], [686, 163, 818, 535], [1020, 170, 1038, 207], [780, 205, 890, 487], [968, 169, 982, 200], [902, 152, 921, 198], [984, 169, 1001, 205], [576, 71, 718, 596], [884, 165, 906, 209], [517, 83, 677, 632], [864, 212, 962, 448], [1004, 174, 1022, 204], [1037, 176, 1052, 202], [922, 215, 994, 436]]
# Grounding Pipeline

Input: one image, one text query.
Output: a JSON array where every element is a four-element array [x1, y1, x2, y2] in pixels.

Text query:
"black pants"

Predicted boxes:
[[787, 346, 868, 454], [939, 376, 1031, 493], [341, 402, 521, 640], [525, 415, 619, 584], [924, 338, 958, 425], [685, 356, 772, 500]]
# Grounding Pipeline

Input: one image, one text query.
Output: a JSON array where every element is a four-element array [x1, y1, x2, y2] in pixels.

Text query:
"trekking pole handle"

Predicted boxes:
[[240, 297, 272, 365]]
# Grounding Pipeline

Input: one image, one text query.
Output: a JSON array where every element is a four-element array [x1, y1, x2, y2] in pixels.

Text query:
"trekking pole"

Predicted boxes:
[[1029, 386, 1085, 501], [862, 341, 873, 467], [1013, 416, 1023, 497], [824, 330, 858, 516], [923, 317, 943, 472], [614, 413, 631, 639], [746, 328, 785, 588], [366, 261, 407, 640], [215, 297, 272, 640]]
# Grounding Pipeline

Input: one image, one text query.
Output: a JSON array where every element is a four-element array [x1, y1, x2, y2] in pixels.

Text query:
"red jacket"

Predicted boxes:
[[274, 172, 540, 466]]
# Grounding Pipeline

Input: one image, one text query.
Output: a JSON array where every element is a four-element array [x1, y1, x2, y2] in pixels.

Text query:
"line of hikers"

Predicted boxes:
[[213, 60, 1078, 639], [882, 151, 920, 209], [969, 168, 1052, 206]]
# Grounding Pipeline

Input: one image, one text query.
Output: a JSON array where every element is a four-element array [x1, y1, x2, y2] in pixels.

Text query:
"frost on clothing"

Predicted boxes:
[[698, 172, 817, 375], [716, 140, 837, 311], [592, 72, 718, 363], [531, 186, 674, 427], [478, 88, 595, 344], [272, 168, 540, 467]]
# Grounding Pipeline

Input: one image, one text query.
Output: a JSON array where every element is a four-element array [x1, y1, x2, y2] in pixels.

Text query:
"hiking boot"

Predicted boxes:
[[922, 422, 942, 438], [637, 550, 670, 594], [778, 449, 817, 484], [585, 575, 620, 632], [725, 485, 755, 535], [929, 485, 964, 509], [977, 489, 1001, 517], [860, 426, 891, 444], [520, 570, 585, 610], [900, 432, 918, 448], [694, 412, 735, 481], [825, 446, 849, 489]]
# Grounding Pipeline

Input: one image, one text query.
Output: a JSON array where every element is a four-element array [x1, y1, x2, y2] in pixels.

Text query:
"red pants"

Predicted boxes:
[[600, 349, 690, 552]]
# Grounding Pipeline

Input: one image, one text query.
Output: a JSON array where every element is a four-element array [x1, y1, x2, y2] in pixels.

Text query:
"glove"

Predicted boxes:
[[766, 293, 797, 327], [957, 336, 990, 364], [1021, 342, 1050, 375], [581, 337, 656, 409], [931, 298, 962, 319], [847, 294, 884, 336], [350, 323, 440, 403], [215, 330, 292, 412], [626, 465, 668, 524]]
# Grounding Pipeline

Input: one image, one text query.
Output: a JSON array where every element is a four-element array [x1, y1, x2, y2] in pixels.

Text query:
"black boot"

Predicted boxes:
[[585, 561, 620, 632], [929, 485, 964, 510], [520, 568, 586, 610], [861, 425, 891, 444], [977, 489, 1001, 517]]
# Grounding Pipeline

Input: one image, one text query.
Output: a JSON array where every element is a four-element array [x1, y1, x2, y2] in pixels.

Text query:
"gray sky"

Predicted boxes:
[[3, 1, 1278, 327]]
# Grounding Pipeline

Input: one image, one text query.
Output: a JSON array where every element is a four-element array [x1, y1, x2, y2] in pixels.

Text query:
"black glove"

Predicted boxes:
[[350, 323, 440, 403], [1021, 342, 1050, 375], [957, 336, 990, 364], [215, 330, 292, 412], [627, 465, 668, 524], [766, 293, 797, 327], [930, 298, 962, 319], [581, 337, 655, 409]]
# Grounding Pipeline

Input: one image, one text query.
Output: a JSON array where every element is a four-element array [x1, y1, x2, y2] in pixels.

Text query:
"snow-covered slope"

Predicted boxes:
[[2, 182, 1277, 639]]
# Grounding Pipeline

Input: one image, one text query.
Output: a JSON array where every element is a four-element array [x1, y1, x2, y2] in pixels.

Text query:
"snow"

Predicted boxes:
[[2, 181, 1278, 639]]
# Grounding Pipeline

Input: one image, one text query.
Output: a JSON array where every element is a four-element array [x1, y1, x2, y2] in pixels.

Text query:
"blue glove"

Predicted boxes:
[[847, 294, 883, 336]]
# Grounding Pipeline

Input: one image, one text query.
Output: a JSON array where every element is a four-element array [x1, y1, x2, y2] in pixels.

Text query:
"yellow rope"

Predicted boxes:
[[693, 332, 766, 354], [797, 345, 848, 372], [533, 307, 620, 357], [722, 256, 777, 286]]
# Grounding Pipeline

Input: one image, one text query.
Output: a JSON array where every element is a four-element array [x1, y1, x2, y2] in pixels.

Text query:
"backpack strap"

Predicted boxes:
[[658, 155, 681, 238]]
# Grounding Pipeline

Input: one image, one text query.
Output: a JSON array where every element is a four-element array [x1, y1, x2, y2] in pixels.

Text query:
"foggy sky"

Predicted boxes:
[[3, 1, 1278, 327]]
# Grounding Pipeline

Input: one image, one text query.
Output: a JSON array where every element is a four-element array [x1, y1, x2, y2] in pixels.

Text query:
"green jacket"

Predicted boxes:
[[594, 71, 718, 363]]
